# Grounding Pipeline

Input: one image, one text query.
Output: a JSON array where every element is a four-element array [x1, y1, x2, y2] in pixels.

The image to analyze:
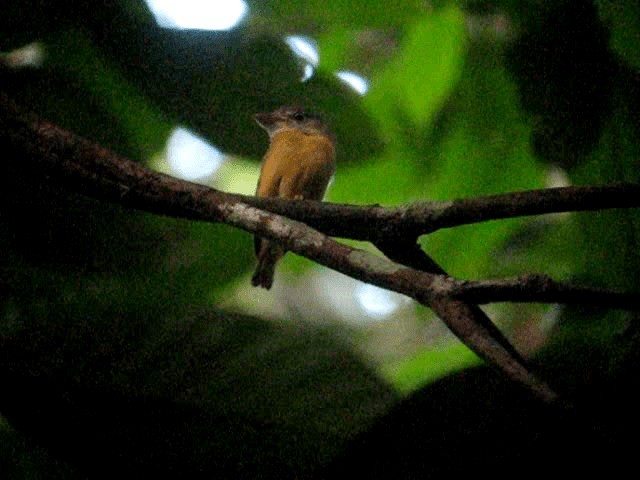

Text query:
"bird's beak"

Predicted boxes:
[[253, 112, 274, 128], [254, 111, 284, 130]]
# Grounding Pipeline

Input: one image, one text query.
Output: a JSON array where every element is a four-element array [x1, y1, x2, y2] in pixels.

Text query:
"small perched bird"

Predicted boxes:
[[252, 106, 336, 289]]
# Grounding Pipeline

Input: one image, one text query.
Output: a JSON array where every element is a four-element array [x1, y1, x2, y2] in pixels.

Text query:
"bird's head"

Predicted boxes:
[[254, 106, 331, 140]]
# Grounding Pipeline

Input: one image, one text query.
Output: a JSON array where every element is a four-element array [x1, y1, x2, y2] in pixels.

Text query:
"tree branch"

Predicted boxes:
[[2, 94, 634, 311], [4, 93, 637, 405], [230, 183, 640, 241], [432, 273, 640, 309], [373, 237, 560, 401]]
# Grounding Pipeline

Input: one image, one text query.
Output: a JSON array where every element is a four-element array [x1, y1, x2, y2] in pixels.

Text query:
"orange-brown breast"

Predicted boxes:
[[256, 128, 335, 201]]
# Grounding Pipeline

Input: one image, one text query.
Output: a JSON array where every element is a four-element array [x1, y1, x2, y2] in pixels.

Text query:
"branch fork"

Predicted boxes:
[[2, 93, 638, 404]]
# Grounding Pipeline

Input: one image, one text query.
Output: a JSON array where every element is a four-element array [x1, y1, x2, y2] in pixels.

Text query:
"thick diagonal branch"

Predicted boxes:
[[374, 238, 559, 403]]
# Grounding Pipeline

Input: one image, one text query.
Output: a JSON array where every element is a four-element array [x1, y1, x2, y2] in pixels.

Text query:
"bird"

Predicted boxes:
[[251, 106, 336, 289]]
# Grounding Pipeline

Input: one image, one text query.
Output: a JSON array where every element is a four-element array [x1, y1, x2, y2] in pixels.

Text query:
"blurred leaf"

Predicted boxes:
[[0, 287, 396, 477], [0, 418, 80, 480], [330, 149, 429, 204], [249, 0, 429, 29], [366, 6, 467, 139], [596, 0, 640, 70], [492, 217, 584, 281], [47, 29, 172, 159], [567, 77, 640, 291], [506, 0, 614, 168], [0, 0, 79, 48], [318, 6, 470, 217], [316, 28, 357, 73], [172, 222, 254, 302], [382, 343, 480, 395], [419, 46, 545, 278]]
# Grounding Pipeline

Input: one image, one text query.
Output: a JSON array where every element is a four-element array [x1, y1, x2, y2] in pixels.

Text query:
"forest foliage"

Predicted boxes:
[[1, 0, 639, 477]]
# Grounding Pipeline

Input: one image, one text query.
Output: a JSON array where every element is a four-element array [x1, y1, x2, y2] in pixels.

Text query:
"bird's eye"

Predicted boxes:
[[292, 112, 305, 121]]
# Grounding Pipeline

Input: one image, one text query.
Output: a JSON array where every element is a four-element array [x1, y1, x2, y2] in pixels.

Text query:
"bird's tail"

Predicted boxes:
[[251, 241, 284, 289]]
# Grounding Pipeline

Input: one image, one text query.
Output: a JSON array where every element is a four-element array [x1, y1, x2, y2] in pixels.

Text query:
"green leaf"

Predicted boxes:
[[249, 0, 429, 28], [382, 343, 480, 395], [47, 29, 172, 159], [596, 0, 640, 69], [365, 6, 467, 138], [418, 47, 545, 278]]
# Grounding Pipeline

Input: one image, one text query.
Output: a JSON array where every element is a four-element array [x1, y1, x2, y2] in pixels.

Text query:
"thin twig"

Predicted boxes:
[[454, 274, 640, 309]]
